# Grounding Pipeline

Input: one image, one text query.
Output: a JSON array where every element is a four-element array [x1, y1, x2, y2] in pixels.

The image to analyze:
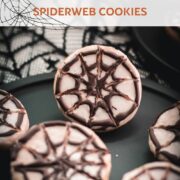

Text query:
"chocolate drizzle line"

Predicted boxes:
[[0, 90, 26, 137], [12, 121, 110, 180], [132, 164, 180, 180], [55, 46, 140, 131], [149, 102, 180, 165]]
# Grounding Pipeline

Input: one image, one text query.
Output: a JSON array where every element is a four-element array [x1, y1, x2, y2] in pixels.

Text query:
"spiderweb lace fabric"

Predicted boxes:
[[0, 27, 166, 85]]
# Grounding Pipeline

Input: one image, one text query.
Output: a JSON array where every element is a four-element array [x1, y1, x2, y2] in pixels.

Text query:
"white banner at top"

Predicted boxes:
[[0, 0, 180, 26]]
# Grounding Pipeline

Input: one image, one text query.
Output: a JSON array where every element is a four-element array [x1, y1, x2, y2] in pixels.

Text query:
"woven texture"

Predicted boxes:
[[0, 27, 166, 85]]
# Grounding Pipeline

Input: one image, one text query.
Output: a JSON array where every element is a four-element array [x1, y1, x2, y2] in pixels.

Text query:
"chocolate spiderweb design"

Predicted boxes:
[[126, 163, 180, 180], [0, 90, 26, 137], [11, 121, 110, 180], [0, 0, 68, 27], [149, 102, 180, 165], [55, 46, 141, 131]]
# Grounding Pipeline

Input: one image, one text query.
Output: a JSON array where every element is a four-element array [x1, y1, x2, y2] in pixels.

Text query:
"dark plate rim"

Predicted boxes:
[[0, 72, 179, 180], [0, 72, 180, 101], [132, 27, 180, 74]]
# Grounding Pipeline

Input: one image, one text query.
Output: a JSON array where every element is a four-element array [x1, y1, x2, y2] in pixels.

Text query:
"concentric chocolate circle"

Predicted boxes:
[[54, 45, 142, 132], [149, 102, 180, 165], [11, 121, 111, 180], [122, 162, 180, 180], [0, 89, 29, 148]]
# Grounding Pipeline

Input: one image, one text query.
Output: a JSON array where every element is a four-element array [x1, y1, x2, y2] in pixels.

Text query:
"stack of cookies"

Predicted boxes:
[[0, 45, 179, 180]]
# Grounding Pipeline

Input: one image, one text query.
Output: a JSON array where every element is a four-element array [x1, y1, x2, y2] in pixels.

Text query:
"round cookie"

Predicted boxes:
[[122, 162, 180, 180], [149, 102, 180, 165], [11, 121, 111, 180], [54, 45, 142, 132], [0, 89, 29, 148]]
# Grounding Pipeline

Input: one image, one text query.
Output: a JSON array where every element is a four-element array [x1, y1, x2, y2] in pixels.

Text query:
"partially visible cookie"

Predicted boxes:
[[11, 121, 111, 180], [149, 102, 180, 165], [122, 162, 180, 180], [0, 89, 29, 148]]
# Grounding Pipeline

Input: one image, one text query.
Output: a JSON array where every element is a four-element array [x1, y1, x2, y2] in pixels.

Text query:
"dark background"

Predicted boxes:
[[0, 27, 167, 86]]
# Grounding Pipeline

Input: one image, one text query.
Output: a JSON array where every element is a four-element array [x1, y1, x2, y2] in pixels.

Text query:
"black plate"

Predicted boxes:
[[132, 27, 180, 89], [0, 73, 180, 180]]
